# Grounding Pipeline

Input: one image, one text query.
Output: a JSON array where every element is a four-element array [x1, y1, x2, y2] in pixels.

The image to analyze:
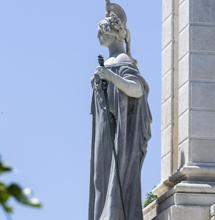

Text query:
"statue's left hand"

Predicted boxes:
[[95, 66, 113, 82]]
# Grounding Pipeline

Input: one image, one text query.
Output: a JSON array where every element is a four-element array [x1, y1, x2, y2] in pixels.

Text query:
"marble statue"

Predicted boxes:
[[88, 1, 152, 219]]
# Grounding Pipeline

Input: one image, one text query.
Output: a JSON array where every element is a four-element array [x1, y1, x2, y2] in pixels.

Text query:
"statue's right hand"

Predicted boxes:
[[91, 74, 101, 89]]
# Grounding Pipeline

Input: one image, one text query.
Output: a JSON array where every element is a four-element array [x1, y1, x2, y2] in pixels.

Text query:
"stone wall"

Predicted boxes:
[[144, 0, 215, 219]]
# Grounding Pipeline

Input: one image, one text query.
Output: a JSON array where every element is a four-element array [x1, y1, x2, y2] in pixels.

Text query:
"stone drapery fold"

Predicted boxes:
[[89, 63, 152, 220]]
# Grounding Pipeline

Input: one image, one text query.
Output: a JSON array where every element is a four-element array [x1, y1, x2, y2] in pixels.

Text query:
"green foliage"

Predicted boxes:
[[144, 192, 157, 208], [0, 157, 42, 216], [0, 162, 12, 175]]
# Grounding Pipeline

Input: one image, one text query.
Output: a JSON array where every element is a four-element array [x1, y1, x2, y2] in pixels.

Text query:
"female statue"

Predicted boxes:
[[89, 1, 152, 219]]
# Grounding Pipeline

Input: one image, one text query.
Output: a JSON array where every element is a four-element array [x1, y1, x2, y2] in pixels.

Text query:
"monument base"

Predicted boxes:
[[144, 204, 210, 220], [143, 165, 215, 220]]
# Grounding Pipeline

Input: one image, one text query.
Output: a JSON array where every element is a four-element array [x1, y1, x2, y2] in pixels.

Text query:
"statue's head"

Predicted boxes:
[[98, 12, 126, 47], [98, 0, 132, 57]]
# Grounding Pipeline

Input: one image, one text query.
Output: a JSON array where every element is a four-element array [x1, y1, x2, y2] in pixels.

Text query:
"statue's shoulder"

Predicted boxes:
[[104, 53, 133, 66], [115, 53, 132, 64]]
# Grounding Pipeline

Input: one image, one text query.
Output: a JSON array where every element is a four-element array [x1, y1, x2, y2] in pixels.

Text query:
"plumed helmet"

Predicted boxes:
[[102, 0, 136, 64], [106, 0, 127, 26]]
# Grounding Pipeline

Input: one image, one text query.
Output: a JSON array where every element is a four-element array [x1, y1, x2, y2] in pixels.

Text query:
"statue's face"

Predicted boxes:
[[97, 29, 116, 48]]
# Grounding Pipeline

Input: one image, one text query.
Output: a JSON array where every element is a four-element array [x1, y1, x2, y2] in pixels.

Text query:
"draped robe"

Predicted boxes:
[[89, 62, 152, 220]]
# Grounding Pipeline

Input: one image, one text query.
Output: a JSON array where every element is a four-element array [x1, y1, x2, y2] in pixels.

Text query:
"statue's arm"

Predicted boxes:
[[109, 71, 143, 98], [95, 66, 144, 98]]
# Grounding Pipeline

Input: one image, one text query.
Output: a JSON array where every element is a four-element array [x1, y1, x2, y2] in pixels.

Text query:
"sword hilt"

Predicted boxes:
[[98, 55, 108, 90]]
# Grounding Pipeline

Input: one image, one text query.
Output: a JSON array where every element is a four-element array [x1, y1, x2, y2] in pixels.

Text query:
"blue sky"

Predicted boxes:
[[0, 0, 161, 219]]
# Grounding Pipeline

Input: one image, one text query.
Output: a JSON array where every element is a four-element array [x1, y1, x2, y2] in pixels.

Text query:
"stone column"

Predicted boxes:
[[143, 0, 215, 219], [177, 0, 215, 172], [161, 0, 178, 181]]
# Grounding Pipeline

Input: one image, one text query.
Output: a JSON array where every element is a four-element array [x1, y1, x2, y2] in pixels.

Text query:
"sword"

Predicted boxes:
[[98, 55, 127, 220]]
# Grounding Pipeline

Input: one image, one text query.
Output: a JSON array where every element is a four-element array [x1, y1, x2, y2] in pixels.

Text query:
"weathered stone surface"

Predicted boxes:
[[144, 182, 215, 219], [178, 139, 189, 167], [147, 204, 210, 220], [162, 44, 173, 74], [162, 72, 172, 103], [178, 82, 189, 116], [191, 26, 215, 51], [162, 15, 173, 49], [191, 0, 215, 23], [175, 182, 215, 194], [191, 82, 215, 110], [144, 0, 215, 219], [143, 201, 157, 220], [161, 152, 172, 181], [191, 111, 215, 138], [89, 2, 152, 220], [191, 53, 215, 81], [210, 204, 215, 217], [161, 126, 172, 157], [162, 0, 173, 21], [179, 26, 189, 59], [179, 0, 189, 32], [161, 98, 172, 130], [178, 110, 189, 144], [175, 193, 215, 206], [190, 139, 215, 163], [170, 205, 209, 220], [178, 53, 189, 88]]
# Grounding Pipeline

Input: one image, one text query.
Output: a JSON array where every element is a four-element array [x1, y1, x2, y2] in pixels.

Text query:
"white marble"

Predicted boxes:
[[161, 98, 172, 130], [179, 0, 189, 32], [162, 44, 173, 75], [178, 110, 189, 144], [178, 52, 189, 88], [178, 82, 189, 116], [179, 26, 189, 59], [142, 201, 157, 220], [162, 72, 172, 102], [162, 0, 173, 21], [161, 126, 172, 157], [210, 204, 215, 218], [178, 139, 189, 167], [162, 15, 173, 49], [161, 152, 172, 181], [144, 0, 215, 219]]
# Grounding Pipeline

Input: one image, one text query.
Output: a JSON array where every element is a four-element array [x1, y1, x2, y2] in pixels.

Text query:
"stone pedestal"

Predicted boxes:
[[143, 0, 215, 219], [144, 180, 215, 220]]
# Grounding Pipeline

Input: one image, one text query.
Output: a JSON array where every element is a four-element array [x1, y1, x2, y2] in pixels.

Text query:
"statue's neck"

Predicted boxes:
[[108, 41, 125, 58]]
